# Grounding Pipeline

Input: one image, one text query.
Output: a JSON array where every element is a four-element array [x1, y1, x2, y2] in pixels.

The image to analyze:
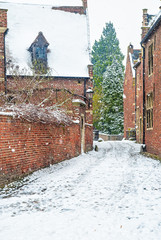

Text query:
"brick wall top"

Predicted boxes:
[[52, 6, 85, 15]]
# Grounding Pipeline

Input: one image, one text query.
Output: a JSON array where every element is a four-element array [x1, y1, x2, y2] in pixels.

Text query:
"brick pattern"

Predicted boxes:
[[141, 9, 150, 40], [125, 12, 161, 157], [0, 115, 81, 187], [0, 9, 7, 28], [85, 125, 93, 152], [51, 0, 88, 14], [52, 6, 85, 15], [0, 76, 94, 186], [135, 62, 143, 143], [143, 25, 161, 157], [7, 76, 92, 111], [123, 50, 135, 138]]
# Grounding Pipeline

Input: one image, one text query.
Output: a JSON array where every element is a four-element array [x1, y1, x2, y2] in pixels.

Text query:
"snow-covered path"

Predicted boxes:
[[0, 141, 161, 240]]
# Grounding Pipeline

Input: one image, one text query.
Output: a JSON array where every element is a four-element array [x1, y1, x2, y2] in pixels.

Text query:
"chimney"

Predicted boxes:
[[128, 43, 134, 54], [141, 9, 150, 40], [82, 0, 87, 9], [0, 9, 8, 93]]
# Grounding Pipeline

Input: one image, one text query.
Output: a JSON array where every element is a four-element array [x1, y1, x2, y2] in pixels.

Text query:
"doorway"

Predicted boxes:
[[80, 115, 85, 153], [139, 118, 142, 143]]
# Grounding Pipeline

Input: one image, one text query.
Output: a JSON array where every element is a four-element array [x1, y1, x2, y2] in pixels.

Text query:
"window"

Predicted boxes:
[[28, 32, 49, 74], [136, 73, 140, 98], [148, 43, 153, 76], [146, 92, 153, 129], [35, 47, 46, 59], [154, 36, 156, 50]]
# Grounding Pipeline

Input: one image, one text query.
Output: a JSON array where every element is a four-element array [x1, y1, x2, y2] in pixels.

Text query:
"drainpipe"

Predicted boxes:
[[4, 29, 8, 95], [134, 68, 137, 135], [142, 44, 146, 149], [84, 78, 87, 98]]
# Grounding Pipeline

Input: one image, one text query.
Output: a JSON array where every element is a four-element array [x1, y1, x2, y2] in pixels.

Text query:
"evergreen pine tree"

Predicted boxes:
[[92, 22, 124, 132], [99, 58, 124, 134], [92, 22, 124, 87]]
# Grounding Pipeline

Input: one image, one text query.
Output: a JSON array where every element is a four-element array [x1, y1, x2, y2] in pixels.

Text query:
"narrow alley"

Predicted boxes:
[[0, 141, 161, 240]]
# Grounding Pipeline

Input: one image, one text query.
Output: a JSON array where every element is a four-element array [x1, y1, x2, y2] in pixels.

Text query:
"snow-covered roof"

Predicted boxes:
[[72, 99, 86, 105], [141, 9, 161, 44], [129, 50, 141, 78], [0, 1, 90, 77], [129, 53, 135, 78], [0, 0, 83, 7], [148, 10, 161, 28]]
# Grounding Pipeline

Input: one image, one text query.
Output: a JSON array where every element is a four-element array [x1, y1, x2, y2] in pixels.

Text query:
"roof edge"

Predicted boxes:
[[51, 6, 85, 15], [7, 75, 90, 80], [141, 13, 161, 44]]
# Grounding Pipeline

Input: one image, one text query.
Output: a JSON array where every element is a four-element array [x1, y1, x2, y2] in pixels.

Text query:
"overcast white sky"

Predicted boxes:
[[2, 0, 161, 62], [88, 0, 161, 59]]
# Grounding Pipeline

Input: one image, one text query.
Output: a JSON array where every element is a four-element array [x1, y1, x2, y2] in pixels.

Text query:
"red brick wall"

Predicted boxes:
[[135, 61, 143, 143], [52, 6, 85, 15], [124, 51, 135, 138], [144, 24, 161, 156], [7, 76, 89, 104], [0, 114, 81, 187], [85, 125, 93, 152]]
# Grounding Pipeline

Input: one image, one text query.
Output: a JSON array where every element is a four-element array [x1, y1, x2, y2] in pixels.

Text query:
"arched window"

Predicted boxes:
[[28, 32, 49, 74]]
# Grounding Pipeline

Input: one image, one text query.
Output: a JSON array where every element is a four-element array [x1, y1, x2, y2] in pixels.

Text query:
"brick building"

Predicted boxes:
[[124, 7, 161, 157], [0, 0, 93, 186], [124, 44, 141, 139]]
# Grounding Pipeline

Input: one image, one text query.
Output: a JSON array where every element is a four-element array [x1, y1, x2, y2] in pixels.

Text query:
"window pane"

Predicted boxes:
[[36, 47, 45, 59]]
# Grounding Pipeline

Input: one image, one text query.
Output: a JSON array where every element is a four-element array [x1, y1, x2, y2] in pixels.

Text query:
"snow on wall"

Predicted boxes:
[[148, 9, 161, 28], [0, 1, 90, 77], [129, 53, 135, 78], [0, 112, 15, 116]]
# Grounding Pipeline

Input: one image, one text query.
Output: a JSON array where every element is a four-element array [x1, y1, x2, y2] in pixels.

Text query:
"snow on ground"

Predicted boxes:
[[0, 141, 161, 240]]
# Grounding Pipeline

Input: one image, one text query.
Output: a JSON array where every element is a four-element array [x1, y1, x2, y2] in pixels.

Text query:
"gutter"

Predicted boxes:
[[142, 44, 146, 148], [134, 66, 137, 134], [84, 78, 87, 97]]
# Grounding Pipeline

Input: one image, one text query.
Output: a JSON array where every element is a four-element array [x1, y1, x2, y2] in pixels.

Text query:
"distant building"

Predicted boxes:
[[124, 7, 161, 157], [124, 44, 141, 139]]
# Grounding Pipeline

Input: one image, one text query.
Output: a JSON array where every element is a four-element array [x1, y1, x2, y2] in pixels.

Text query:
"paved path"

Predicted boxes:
[[0, 141, 161, 240]]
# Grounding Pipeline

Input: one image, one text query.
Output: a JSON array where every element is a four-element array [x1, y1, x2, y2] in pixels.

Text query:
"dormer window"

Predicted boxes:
[[28, 32, 49, 74]]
